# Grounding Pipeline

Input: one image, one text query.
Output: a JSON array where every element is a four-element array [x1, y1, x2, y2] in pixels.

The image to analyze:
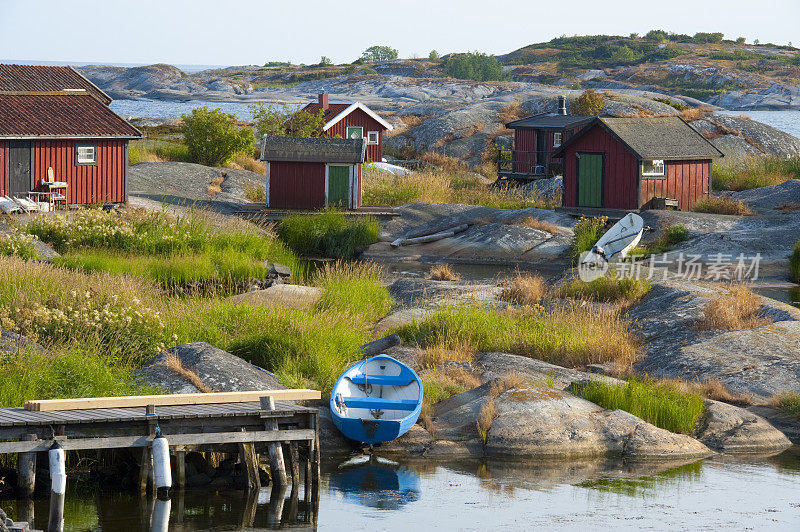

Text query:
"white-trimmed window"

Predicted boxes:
[[642, 159, 665, 176], [366, 131, 379, 145], [553, 132, 562, 148], [346, 126, 363, 139], [76, 144, 97, 165]]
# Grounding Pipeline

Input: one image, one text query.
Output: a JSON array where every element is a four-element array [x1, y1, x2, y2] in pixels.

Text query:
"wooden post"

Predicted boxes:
[[303, 450, 312, 504], [17, 433, 37, 498], [175, 450, 186, 488], [311, 413, 320, 497], [267, 483, 287, 527], [237, 437, 261, 492], [288, 442, 300, 486], [260, 396, 288, 486], [139, 447, 152, 493]]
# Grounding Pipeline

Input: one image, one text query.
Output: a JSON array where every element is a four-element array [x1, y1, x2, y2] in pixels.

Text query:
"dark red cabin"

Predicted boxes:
[[298, 93, 392, 162], [552, 117, 724, 212], [260, 135, 366, 210], [500, 96, 593, 181], [0, 64, 141, 205]]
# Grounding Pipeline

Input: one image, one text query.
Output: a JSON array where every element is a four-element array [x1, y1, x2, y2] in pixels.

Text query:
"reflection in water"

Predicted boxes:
[[328, 456, 421, 510], [578, 460, 704, 498]]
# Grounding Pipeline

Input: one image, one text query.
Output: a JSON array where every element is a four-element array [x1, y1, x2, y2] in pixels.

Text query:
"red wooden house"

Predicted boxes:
[[552, 117, 724, 212], [260, 135, 366, 210], [499, 96, 593, 180], [0, 64, 141, 205], [298, 93, 392, 162]]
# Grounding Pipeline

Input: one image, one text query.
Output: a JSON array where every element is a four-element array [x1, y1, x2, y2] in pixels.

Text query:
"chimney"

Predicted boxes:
[[558, 95, 567, 115], [318, 92, 329, 110]]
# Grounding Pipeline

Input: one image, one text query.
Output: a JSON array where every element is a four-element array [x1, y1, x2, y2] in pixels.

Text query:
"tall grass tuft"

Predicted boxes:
[[397, 302, 638, 369], [691, 196, 753, 215], [790, 241, 800, 283], [312, 261, 393, 322], [575, 378, 705, 434], [772, 392, 800, 419], [277, 211, 379, 260], [559, 276, 651, 305], [571, 216, 608, 263], [713, 157, 800, 191], [697, 285, 766, 330], [499, 272, 547, 306]]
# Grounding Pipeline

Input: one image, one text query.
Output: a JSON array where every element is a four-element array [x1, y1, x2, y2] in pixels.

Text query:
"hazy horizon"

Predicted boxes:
[[1, 0, 798, 66]]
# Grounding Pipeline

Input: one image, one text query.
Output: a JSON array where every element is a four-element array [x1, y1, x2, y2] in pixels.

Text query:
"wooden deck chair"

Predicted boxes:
[[11, 195, 39, 213]]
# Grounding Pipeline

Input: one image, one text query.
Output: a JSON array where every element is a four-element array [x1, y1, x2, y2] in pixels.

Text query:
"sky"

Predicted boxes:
[[1, 0, 798, 67]]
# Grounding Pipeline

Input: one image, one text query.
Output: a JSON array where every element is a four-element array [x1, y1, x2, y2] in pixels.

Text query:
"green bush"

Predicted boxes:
[[277, 211, 379, 260], [790, 240, 800, 283], [251, 103, 326, 138], [445, 52, 506, 82], [630, 224, 690, 258], [181, 107, 253, 166], [570, 89, 605, 115], [361, 45, 398, 62], [0, 233, 39, 260], [575, 378, 706, 434], [571, 216, 608, 263], [774, 392, 800, 419]]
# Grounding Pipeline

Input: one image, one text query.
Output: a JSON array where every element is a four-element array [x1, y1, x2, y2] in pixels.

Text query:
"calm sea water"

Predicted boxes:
[[109, 99, 288, 121], [7, 449, 800, 531]]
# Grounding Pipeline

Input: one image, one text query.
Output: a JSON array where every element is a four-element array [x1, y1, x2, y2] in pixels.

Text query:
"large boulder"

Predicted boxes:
[[135, 342, 283, 393], [695, 400, 792, 452], [475, 352, 620, 389]]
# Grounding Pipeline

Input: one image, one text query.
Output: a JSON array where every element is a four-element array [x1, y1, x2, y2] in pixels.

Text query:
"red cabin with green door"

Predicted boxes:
[[299, 93, 393, 162], [260, 135, 366, 210], [552, 117, 724, 211]]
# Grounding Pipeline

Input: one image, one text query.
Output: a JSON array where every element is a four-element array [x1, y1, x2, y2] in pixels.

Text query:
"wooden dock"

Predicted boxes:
[[0, 393, 321, 500]]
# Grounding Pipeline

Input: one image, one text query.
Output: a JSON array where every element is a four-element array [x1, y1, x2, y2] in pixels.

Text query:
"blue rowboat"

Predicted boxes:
[[330, 354, 423, 445]]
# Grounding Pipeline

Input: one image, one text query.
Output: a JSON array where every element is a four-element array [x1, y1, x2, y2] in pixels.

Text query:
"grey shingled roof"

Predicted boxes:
[[260, 135, 366, 163], [597, 117, 723, 160], [506, 113, 594, 129]]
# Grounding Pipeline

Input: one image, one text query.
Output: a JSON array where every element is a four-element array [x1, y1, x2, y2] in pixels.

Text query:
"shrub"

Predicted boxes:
[[575, 378, 705, 434], [697, 285, 767, 330], [791, 241, 800, 283], [396, 302, 638, 369], [445, 52, 506, 82], [772, 392, 800, 419], [571, 216, 608, 263], [499, 272, 547, 305], [632, 224, 690, 257], [429, 264, 461, 281], [0, 232, 39, 260], [277, 211, 379, 260], [251, 103, 326, 138], [570, 89, 605, 115], [245, 182, 267, 202], [713, 157, 800, 191], [691, 196, 753, 215], [228, 153, 266, 175], [361, 45, 398, 62], [181, 107, 253, 166], [312, 261, 392, 322], [559, 276, 651, 305], [428, 50, 440, 61]]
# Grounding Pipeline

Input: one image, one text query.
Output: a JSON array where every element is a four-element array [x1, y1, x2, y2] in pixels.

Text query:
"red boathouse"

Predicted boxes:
[[298, 93, 392, 162], [260, 135, 367, 210], [0, 64, 141, 205], [552, 116, 724, 212]]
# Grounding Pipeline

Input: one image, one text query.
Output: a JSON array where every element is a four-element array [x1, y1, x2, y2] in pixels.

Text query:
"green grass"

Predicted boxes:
[[129, 139, 190, 165], [396, 303, 638, 369], [277, 211, 379, 260], [0, 233, 39, 260], [773, 392, 800, 419], [713, 157, 800, 191], [790, 241, 800, 283], [571, 216, 608, 263], [574, 378, 706, 434], [559, 276, 651, 304], [628, 224, 690, 259]]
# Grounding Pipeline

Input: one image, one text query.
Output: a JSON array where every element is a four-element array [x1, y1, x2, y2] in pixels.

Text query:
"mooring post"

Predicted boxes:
[[260, 396, 288, 486], [289, 441, 300, 486], [17, 433, 37, 498], [48, 491, 65, 532], [237, 429, 261, 492], [175, 449, 186, 489], [311, 413, 320, 497]]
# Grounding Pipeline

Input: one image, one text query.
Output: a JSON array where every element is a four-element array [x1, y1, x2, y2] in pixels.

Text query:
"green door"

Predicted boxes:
[[328, 165, 350, 207], [578, 154, 603, 207]]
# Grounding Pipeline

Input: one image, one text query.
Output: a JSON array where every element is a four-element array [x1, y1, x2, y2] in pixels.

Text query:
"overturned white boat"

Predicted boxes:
[[580, 212, 644, 266]]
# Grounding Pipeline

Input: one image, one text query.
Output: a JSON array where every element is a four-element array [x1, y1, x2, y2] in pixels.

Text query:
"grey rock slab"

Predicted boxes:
[[485, 386, 713, 459], [374, 307, 429, 333], [388, 278, 502, 308], [225, 284, 323, 310], [135, 342, 284, 394], [695, 400, 792, 452], [731, 179, 800, 214], [475, 352, 621, 390]]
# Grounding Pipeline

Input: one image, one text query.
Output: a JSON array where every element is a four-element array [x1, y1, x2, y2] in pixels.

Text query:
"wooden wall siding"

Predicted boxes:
[[640, 159, 710, 210], [33, 140, 127, 203], [269, 161, 325, 209], [325, 108, 385, 162], [513, 129, 536, 172], [356, 164, 362, 208], [562, 125, 639, 209], [0, 141, 5, 196]]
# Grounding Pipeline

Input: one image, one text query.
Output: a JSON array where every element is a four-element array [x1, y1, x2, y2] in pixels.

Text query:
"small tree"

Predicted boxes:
[[361, 45, 399, 62], [181, 107, 253, 167], [735, 37, 746, 44], [645, 29, 669, 42], [319, 56, 332, 66], [251, 103, 326, 138], [429, 50, 440, 61], [754, 39, 760, 45], [570, 89, 605, 116], [445, 52, 506, 82]]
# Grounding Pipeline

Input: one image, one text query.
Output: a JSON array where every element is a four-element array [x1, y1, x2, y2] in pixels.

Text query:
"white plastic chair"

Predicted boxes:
[[0, 196, 21, 214]]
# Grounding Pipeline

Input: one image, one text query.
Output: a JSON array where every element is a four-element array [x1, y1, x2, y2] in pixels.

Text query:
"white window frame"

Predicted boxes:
[[76, 144, 97, 165], [346, 126, 363, 140], [366, 131, 379, 145], [553, 132, 562, 148], [642, 159, 665, 177]]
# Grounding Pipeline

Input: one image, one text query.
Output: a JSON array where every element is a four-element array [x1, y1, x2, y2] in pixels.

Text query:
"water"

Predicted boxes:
[[752, 284, 800, 308], [717, 109, 800, 139], [7, 449, 800, 531], [109, 99, 290, 121]]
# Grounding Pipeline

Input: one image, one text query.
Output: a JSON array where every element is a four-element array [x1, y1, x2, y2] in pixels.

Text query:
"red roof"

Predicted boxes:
[[0, 64, 111, 105], [0, 93, 141, 139], [301, 102, 353, 122]]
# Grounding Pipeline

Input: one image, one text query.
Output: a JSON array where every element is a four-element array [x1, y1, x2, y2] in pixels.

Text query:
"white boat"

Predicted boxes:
[[581, 212, 644, 265]]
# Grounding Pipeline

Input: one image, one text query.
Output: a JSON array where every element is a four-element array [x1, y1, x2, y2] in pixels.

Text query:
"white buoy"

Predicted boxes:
[[49, 441, 67, 495], [152, 436, 172, 498], [150, 498, 171, 532]]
